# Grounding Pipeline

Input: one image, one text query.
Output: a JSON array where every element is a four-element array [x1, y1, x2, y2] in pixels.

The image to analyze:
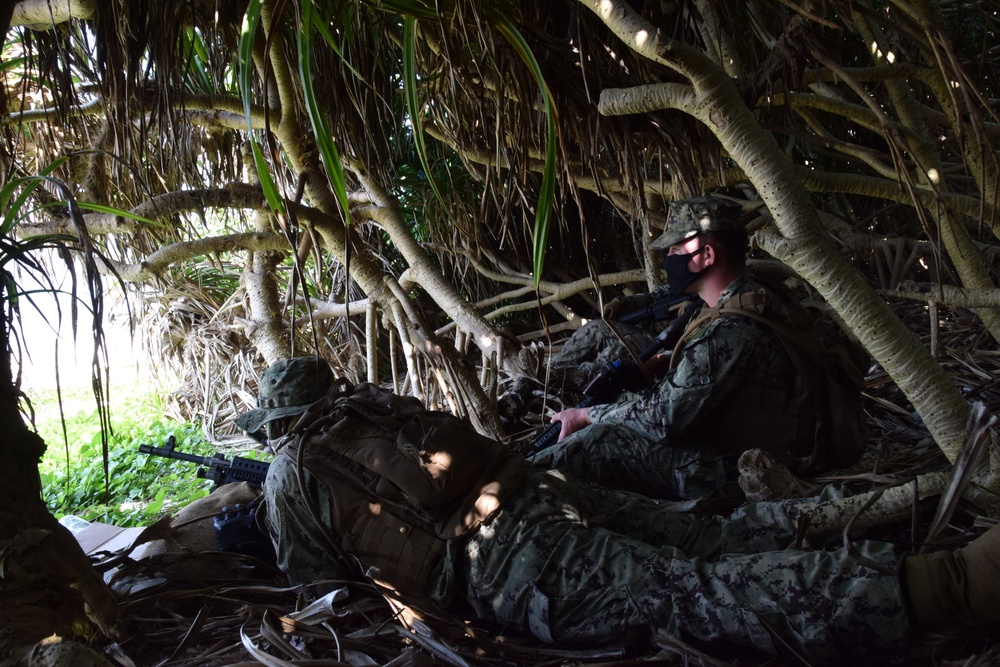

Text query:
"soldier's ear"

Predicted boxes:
[[701, 242, 717, 267]]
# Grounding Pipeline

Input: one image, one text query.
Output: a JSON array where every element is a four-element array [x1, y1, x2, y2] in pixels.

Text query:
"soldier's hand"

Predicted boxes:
[[644, 353, 671, 378], [550, 407, 592, 442], [602, 298, 623, 319]]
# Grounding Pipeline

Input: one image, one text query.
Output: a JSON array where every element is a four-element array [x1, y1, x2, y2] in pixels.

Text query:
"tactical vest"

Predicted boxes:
[[279, 380, 527, 598], [670, 288, 870, 474]]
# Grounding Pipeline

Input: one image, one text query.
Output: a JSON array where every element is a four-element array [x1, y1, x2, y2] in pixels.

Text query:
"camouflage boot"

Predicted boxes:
[[904, 523, 1000, 626]]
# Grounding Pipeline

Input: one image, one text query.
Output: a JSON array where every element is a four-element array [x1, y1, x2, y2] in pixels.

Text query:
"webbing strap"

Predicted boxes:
[[671, 289, 821, 381]]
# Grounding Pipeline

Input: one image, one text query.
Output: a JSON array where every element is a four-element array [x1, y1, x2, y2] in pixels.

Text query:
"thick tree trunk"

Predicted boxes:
[[0, 430, 116, 665], [0, 297, 117, 664]]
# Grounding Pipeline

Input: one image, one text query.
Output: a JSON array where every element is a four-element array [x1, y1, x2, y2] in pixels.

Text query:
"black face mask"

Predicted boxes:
[[662, 245, 707, 294]]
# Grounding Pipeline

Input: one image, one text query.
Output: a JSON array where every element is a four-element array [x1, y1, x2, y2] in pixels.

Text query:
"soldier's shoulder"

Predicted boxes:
[[706, 312, 774, 341]]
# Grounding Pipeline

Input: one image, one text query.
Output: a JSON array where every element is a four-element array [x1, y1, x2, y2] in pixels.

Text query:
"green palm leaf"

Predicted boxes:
[[239, 0, 286, 216], [299, 0, 350, 224], [486, 8, 559, 287], [403, 15, 450, 217]]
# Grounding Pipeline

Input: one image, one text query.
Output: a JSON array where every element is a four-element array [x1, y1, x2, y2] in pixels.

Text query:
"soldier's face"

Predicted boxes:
[[668, 236, 710, 271], [266, 416, 296, 442]]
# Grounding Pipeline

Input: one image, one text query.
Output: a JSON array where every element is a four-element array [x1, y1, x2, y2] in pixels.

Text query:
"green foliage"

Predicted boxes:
[[35, 388, 220, 527], [380, 0, 560, 285], [484, 6, 559, 287], [239, 0, 286, 217], [403, 15, 450, 220], [174, 259, 242, 305], [299, 0, 351, 225]]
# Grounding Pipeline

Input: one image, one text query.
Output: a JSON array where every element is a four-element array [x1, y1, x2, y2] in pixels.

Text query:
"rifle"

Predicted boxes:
[[532, 297, 702, 452], [615, 291, 691, 325], [139, 435, 269, 489]]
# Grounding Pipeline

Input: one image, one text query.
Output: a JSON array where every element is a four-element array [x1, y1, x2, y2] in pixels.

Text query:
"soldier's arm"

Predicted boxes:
[[588, 318, 768, 439]]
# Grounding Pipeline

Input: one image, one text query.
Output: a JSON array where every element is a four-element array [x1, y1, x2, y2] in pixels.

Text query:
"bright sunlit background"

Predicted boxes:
[[14, 257, 142, 406]]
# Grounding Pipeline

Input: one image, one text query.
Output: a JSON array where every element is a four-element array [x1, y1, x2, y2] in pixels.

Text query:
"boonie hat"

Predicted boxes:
[[649, 197, 745, 250], [234, 357, 334, 433]]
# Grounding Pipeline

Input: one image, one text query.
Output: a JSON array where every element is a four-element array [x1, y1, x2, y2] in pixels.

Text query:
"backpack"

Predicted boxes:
[[281, 380, 527, 598], [677, 286, 870, 473]]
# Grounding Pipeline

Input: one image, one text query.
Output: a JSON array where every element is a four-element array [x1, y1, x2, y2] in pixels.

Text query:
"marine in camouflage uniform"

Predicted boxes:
[[265, 456, 912, 662], [534, 274, 798, 499], [535, 197, 807, 500], [243, 358, 1000, 664]]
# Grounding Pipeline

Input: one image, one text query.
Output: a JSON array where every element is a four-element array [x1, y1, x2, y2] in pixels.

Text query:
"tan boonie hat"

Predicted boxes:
[[649, 197, 745, 250], [234, 357, 335, 433]]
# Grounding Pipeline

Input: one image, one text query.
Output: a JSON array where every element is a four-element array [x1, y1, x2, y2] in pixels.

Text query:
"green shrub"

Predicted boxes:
[[34, 385, 223, 526]]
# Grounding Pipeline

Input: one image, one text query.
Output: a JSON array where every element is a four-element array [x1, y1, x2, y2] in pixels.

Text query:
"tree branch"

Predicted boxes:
[[98, 231, 289, 282], [10, 0, 95, 27]]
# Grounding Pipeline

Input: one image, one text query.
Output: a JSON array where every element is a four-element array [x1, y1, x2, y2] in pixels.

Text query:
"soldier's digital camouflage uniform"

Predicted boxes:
[[534, 274, 798, 499], [264, 455, 911, 662]]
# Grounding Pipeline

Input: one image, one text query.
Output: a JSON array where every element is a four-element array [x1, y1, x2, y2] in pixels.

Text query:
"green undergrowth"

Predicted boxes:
[[29, 382, 239, 527]]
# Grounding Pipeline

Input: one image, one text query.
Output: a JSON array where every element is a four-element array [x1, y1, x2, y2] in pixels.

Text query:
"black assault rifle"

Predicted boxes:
[[615, 291, 692, 325], [531, 296, 703, 453], [139, 435, 269, 489]]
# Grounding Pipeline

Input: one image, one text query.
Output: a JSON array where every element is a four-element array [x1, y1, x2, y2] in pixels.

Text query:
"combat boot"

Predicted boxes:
[[904, 522, 1000, 626]]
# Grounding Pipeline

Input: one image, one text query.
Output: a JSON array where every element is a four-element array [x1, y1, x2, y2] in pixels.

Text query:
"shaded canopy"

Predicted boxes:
[[2, 0, 1000, 664], [3, 1, 998, 455]]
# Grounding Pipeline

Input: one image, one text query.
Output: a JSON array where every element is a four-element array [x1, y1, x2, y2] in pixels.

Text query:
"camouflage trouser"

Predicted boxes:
[[532, 422, 731, 500], [463, 469, 911, 662]]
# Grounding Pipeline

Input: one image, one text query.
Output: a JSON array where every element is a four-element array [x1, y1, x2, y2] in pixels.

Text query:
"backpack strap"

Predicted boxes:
[[673, 289, 820, 385]]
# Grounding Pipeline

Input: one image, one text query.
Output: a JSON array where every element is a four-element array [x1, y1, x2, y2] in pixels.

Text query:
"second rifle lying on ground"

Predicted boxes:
[[139, 435, 269, 489], [531, 294, 703, 452]]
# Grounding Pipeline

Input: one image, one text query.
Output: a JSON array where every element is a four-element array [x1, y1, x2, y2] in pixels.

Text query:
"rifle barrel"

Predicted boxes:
[[616, 292, 690, 325], [138, 443, 213, 466]]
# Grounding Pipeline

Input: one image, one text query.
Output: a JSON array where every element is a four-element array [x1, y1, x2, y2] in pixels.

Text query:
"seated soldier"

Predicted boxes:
[[535, 196, 866, 500], [239, 357, 1000, 664]]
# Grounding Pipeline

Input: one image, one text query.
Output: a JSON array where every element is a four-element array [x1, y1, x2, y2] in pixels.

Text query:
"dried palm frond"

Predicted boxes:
[[921, 401, 996, 550]]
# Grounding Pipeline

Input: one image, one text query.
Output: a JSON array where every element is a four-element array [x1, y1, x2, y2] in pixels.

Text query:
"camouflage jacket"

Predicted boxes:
[[587, 275, 796, 446]]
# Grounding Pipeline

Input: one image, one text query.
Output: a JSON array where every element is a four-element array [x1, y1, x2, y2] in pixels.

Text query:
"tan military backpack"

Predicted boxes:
[[280, 380, 526, 597]]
